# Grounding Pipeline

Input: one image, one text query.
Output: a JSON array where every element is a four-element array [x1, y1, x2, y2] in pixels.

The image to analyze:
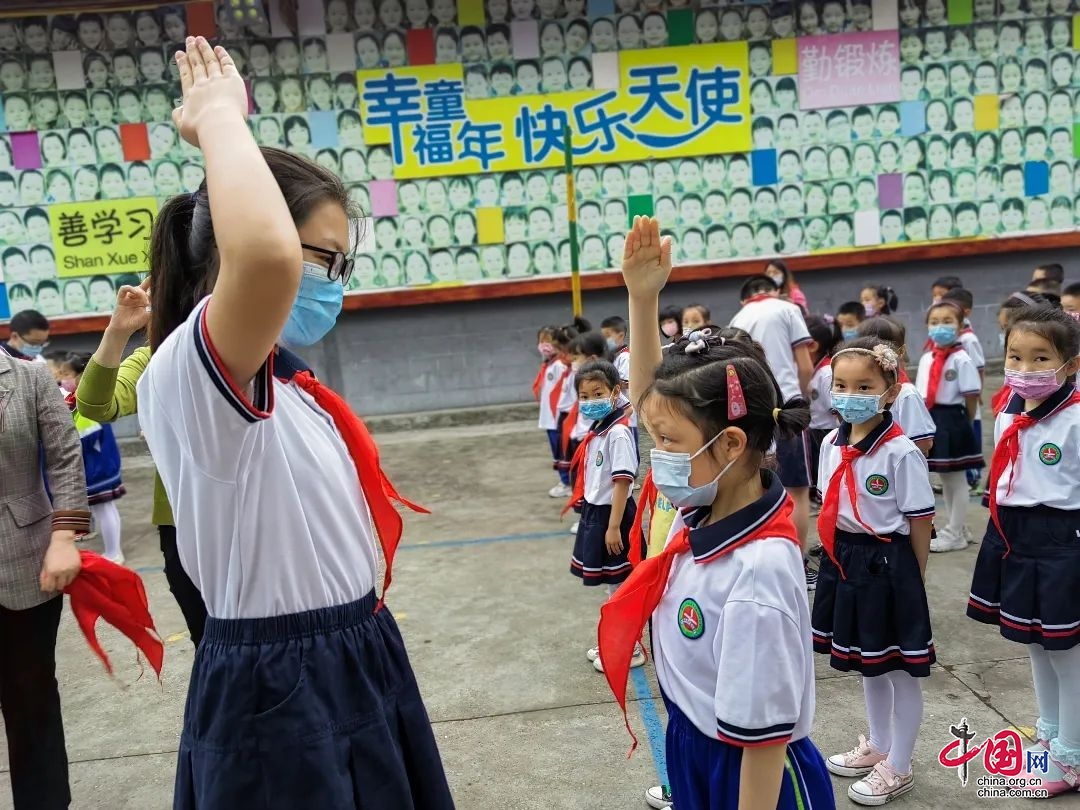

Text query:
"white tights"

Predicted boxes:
[[939, 472, 970, 541], [863, 672, 924, 775], [90, 501, 122, 560], [1030, 645, 1080, 764]]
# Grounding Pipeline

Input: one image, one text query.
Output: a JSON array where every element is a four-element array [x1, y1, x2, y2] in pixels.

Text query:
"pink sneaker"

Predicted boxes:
[[848, 761, 914, 806], [1040, 757, 1080, 797], [826, 734, 889, 778]]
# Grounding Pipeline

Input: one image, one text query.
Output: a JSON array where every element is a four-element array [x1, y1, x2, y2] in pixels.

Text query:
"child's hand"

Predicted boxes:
[[172, 37, 247, 148], [605, 526, 625, 556], [621, 216, 673, 299]]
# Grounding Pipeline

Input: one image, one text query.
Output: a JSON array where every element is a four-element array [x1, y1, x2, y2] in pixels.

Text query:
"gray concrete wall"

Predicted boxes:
[[49, 248, 1066, 418]]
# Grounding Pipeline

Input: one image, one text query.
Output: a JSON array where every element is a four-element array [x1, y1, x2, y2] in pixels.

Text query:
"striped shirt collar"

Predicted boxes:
[[833, 410, 896, 455], [684, 471, 787, 563], [1003, 380, 1075, 418]]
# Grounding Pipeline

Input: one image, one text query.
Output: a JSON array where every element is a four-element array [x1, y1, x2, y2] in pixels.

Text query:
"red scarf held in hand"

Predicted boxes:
[[924, 345, 961, 408], [292, 371, 429, 609], [597, 496, 798, 753], [817, 421, 905, 579], [548, 361, 573, 418], [629, 471, 657, 567], [562, 413, 630, 516], [987, 392, 1080, 556], [64, 550, 164, 679]]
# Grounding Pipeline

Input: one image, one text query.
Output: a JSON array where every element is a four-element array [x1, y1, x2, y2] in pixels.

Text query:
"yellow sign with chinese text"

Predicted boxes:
[[51, 198, 158, 278], [357, 42, 750, 179]]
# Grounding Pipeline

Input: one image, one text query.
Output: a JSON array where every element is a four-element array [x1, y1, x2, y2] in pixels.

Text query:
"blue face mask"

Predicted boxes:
[[19, 342, 44, 357], [580, 398, 614, 421], [650, 432, 738, 508], [830, 392, 883, 425], [842, 328, 859, 341], [280, 264, 344, 348], [928, 324, 958, 346], [605, 337, 620, 351]]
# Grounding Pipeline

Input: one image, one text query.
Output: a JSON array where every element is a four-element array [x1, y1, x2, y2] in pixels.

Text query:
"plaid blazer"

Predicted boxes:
[[0, 349, 90, 610]]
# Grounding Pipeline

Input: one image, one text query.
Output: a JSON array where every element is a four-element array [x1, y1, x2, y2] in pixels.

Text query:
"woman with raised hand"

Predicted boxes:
[[138, 37, 452, 809]]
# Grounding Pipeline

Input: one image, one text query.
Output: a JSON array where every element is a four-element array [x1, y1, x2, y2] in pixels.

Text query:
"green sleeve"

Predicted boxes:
[[75, 346, 151, 423]]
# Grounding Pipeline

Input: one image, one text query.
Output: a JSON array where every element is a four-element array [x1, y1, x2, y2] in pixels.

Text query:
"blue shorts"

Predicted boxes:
[[774, 430, 812, 490], [174, 591, 454, 810]]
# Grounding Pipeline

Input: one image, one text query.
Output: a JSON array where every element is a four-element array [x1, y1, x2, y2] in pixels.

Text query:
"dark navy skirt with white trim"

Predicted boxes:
[[927, 404, 984, 473], [570, 499, 639, 586], [664, 694, 835, 810], [967, 505, 1080, 650], [811, 530, 936, 677], [174, 591, 455, 810]]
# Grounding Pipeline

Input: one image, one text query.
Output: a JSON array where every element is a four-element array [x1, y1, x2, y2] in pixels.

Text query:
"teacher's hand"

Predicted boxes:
[[40, 531, 81, 592]]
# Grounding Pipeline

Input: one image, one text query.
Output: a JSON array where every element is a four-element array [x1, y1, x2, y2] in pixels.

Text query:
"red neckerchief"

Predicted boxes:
[[988, 391, 1080, 556], [924, 344, 961, 408], [817, 421, 905, 579], [615, 345, 629, 356], [898, 367, 911, 384], [64, 550, 164, 679], [814, 355, 831, 374], [629, 470, 656, 567], [548, 358, 572, 417], [560, 401, 580, 459], [292, 371, 429, 609], [991, 384, 1013, 415], [598, 496, 798, 753], [531, 359, 550, 401], [742, 293, 774, 305], [562, 409, 630, 516]]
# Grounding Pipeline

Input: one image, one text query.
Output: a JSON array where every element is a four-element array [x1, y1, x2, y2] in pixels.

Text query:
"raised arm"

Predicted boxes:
[[77, 280, 152, 422], [173, 37, 303, 386], [622, 216, 673, 409]]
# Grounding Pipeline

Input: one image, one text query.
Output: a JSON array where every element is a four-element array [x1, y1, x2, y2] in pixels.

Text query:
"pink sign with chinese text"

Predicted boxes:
[[797, 31, 901, 110]]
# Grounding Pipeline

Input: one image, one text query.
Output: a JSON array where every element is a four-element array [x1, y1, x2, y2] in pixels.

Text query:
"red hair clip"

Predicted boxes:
[[726, 364, 747, 420]]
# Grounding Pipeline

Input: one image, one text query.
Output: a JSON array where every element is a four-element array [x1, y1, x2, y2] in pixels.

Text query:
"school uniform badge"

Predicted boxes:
[[678, 598, 704, 639], [1039, 443, 1062, 465], [945, 370, 958, 381], [595, 450, 604, 466], [865, 474, 889, 495]]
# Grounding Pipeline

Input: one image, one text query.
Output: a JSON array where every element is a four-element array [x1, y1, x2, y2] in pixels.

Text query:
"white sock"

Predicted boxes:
[[606, 583, 619, 598], [939, 472, 969, 539], [885, 671, 924, 774], [1031, 646, 1060, 740], [1048, 646, 1080, 756], [90, 501, 122, 560], [863, 675, 894, 754]]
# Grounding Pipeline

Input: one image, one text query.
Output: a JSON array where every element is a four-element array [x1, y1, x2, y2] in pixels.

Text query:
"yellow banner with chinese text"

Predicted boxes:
[[51, 198, 158, 279], [357, 42, 751, 179]]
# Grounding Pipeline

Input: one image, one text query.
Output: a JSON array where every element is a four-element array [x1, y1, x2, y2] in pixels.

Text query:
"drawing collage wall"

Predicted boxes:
[[0, 0, 1078, 318]]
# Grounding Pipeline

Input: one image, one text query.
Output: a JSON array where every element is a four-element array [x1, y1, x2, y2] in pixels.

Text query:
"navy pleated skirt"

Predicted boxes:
[[968, 504, 1080, 650], [664, 695, 835, 810], [570, 499, 638, 586], [927, 404, 984, 473], [174, 591, 455, 810], [811, 530, 936, 677]]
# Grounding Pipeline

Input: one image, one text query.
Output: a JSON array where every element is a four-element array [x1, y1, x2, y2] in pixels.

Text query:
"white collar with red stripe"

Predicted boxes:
[[682, 472, 788, 564], [831, 411, 900, 454], [589, 403, 631, 435], [814, 355, 831, 373], [1002, 380, 1077, 418], [614, 345, 629, 355]]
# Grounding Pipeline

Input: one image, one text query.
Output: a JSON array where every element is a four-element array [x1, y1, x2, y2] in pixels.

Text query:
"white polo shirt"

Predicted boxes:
[[583, 411, 637, 506], [960, 327, 986, 370], [893, 383, 937, 443], [538, 358, 568, 430], [818, 413, 936, 535], [915, 348, 982, 406], [138, 298, 378, 619], [557, 365, 578, 414], [653, 474, 816, 746], [809, 358, 839, 430], [993, 384, 1080, 509], [729, 296, 813, 402]]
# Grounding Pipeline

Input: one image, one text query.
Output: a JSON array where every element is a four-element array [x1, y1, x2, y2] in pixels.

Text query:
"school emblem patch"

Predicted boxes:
[[944, 370, 958, 381], [811, 389, 819, 400], [678, 598, 704, 639], [547, 371, 554, 381], [1039, 443, 1062, 465], [865, 474, 889, 496], [595, 450, 604, 466]]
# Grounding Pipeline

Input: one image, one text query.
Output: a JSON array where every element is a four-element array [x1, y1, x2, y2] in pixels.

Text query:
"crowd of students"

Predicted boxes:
[[535, 236, 1080, 807]]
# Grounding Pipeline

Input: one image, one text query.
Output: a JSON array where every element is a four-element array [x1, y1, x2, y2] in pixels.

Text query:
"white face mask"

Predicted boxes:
[[650, 431, 739, 508]]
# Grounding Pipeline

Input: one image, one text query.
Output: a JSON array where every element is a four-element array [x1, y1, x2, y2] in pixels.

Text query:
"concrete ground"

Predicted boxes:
[[2, 389, 1080, 809]]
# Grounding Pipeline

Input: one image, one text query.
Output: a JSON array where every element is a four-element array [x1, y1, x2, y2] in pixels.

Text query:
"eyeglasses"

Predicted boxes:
[[301, 243, 354, 286]]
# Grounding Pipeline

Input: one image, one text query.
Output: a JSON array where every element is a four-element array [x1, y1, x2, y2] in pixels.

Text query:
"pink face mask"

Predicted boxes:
[[60, 378, 77, 393], [1004, 363, 1068, 401], [538, 342, 555, 358], [661, 322, 679, 338]]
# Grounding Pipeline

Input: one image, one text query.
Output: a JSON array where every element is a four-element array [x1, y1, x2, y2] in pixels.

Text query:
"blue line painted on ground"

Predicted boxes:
[[631, 666, 668, 786]]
